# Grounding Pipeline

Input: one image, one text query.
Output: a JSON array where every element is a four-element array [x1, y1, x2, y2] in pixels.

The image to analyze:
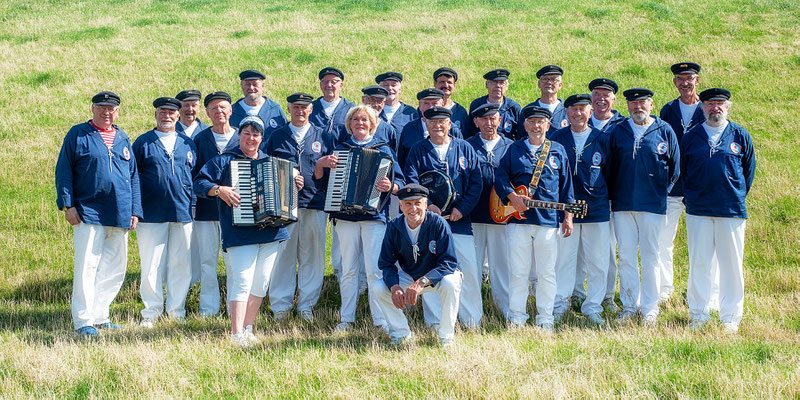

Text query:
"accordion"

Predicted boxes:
[[324, 147, 394, 215], [230, 157, 298, 228]]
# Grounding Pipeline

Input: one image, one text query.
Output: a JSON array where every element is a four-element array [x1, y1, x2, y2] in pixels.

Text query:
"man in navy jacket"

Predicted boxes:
[[133, 97, 197, 328], [681, 88, 754, 333], [468, 68, 521, 140], [372, 184, 462, 346], [263, 92, 335, 323], [55, 91, 142, 336], [309, 67, 355, 142], [397, 88, 463, 169], [376, 71, 419, 136], [229, 69, 287, 139], [433, 67, 469, 133], [607, 88, 680, 325], [518, 65, 569, 139], [175, 90, 209, 139], [404, 107, 483, 329]]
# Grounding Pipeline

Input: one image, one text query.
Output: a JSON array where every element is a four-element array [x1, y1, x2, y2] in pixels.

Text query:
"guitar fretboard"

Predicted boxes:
[[524, 200, 566, 211]]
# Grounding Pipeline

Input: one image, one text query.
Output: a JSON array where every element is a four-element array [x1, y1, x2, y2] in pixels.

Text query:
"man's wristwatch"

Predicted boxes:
[[213, 186, 220, 196], [419, 276, 431, 287]]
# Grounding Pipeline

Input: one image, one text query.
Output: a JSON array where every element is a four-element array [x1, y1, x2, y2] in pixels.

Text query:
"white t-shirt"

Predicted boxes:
[[526, 140, 542, 156], [405, 218, 422, 244], [213, 128, 235, 152], [240, 101, 262, 116], [432, 141, 450, 162], [571, 127, 592, 154], [155, 130, 178, 154], [383, 103, 400, 122], [354, 137, 372, 146], [319, 97, 341, 118], [289, 123, 311, 144], [629, 119, 652, 138], [702, 121, 728, 145], [178, 120, 199, 138], [539, 100, 559, 113], [590, 114, 610, 130], [679, 100, 700, 128], [481, 136, 501, 153]]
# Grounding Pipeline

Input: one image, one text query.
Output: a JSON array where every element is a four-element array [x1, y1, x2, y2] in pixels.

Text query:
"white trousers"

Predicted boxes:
[[657, 196, 684, 296], [686, 215, 746, 326], [71, 223, 128, 330], [193, 221, 223, 315], [574, 214, 618, 301], [372, 270, 462, 340], [137, 222, 192, 320], [226, 241, 280, 302], [268, 209, 327, 313], [613, 211, 665, 317], [554, 222, 610, 316], [422, 233, 482, 328], [473, 223, 511, 316], [507, 224, 558, 325], [190, 224, 201, 286], [335, 220, 386, 325], [330, 221, 366, 286]]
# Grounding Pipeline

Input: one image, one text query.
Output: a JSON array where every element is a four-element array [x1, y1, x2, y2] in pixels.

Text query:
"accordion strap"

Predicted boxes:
[[528, 140, 551, 196]]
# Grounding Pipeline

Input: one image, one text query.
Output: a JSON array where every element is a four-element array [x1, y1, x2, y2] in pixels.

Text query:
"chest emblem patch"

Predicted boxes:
[[656, 142, 668, 155]]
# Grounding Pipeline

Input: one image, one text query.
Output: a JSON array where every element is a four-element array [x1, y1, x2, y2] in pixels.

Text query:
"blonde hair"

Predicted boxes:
[[344, 105, 379, 136]]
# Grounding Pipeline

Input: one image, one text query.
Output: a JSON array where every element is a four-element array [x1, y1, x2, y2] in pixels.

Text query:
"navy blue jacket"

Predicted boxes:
[[588, 110, 625, 133], [379, 211, 460, 288], [448, 101, 470, 134], [230, 96, 287, 138], [263, 124, 334, 210], [55, 121, 143, 229], [191, 127, 239, 221], [494, 139, 574, 228], [325, 136, 404, 223], [380, 102, 418, 136], [397, 118, 463, 169], [404, 137, 482, 235], [680, 122, 755, 219], [660, 98, 705, 197], [193, 147, 290, 250], [518, 99, 569, 140], [607, 117, 680, 214], [132, 130, 197, 223], [309, 96, 355, 141], [467, 96, 521, 140], [342, 120, 398, 154], [551, 127, 611, 223], [465, 134, 514, 225], [175, 118, 209, 139]]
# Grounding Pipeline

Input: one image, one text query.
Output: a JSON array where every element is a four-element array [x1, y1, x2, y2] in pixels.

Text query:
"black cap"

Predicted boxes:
[[536, 65, 564, 79], [471, 103, 500, 118], [564, 94, 592, 108], [483, 69, 510, 81], [361, 85, 389, 99], [622, 88, 654, 101], [318, 67, 344, 81], [287, 92, 314, 105], [397, 183, 429, 201], [92, 91, 120, 106], [375, 71, 403, 83], [416, 88, 445, 100], [522, 104, 552, 120], [175, 90, 201, 102], [152, 97, 181, 110], [239, 69, 265, 80], [433, 67, 458, 82], [588, 78, 618, 93], [423, 106, 452, 120], [699, 88, 731, 102], [671, 62, 701, 75], [204, 91, 232, 107]]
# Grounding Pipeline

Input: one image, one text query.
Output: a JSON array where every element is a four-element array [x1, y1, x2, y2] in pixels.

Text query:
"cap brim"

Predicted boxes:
[[157, 105, 180, 111], [399, 194, 427, 201], [592, 85, 615, 92], [703, 96, 729, 102], [290, 100, 313, 105], [567, 100, 592, 107], [94, 101, 118, 106]]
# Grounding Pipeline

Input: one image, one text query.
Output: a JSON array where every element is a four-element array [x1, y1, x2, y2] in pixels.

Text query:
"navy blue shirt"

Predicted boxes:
[[680, 121, 755, 219], [448, 101, 470, 134], [380, 102, 418, 137], [55, 121, 143, 229], [132, 130, 197, 223], [175, 119, 209, 139], [494, 139, 574, 228], [403, 137, 482, 235], [660, 98, 705, 197], [467, 96, 521, 140], [230, 96, 287, 139], [309, 96, 355, 141], [465, 134, 514, 224], [191, 127, 239, 221], [263, 124, 335, 210], [397, 118, 463, 169], [379, 211, 460, 289], [607, 117, 680, 214], [518, 99, 569, 140], [551, 127, 611, 223], [193, 147, 289, 250]]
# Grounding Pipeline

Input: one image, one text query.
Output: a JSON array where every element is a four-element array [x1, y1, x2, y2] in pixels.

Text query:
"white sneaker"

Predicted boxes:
[[439, 337, 454, 347], [722, 322, 739, 333], [140, 319, 155, 329], [334, 322, 352, 333], [389, 333, 414, 346], [230, 332, 252, 348], [642, 314, 658, 327], [273, 310, 289, 321], [688, 318, 707, 330], [299, 310, 315, 323], [244, 325, 261, 345], [586, 313, 607, 327]]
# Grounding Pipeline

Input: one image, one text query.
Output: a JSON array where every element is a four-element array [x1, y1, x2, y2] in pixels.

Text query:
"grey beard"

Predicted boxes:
[[631, 111, 648, 124]]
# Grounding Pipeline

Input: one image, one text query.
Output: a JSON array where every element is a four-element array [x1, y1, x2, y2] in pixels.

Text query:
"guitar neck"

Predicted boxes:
[[524, 199, 567, 211]]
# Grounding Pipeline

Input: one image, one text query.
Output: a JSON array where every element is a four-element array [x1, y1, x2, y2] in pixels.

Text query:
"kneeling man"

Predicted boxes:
[[372, 184, 463, 346]]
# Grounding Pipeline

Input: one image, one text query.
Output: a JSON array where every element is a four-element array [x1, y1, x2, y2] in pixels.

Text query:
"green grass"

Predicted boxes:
[[1, 0, 799, 398]]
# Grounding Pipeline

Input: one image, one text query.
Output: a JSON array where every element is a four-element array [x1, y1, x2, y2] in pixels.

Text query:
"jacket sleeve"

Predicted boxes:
[[741, 127, 756, 194], [378, 224, 401, 289], [494, 149, 516, 201], [452, 146, 482, 215], [425, 219, 458, 286], [55, 129, 77, 210], [193, 156, 224, 199], [128, 137, 143, 219], [402, 146, 421, 184], [665, 125, 680, 192]]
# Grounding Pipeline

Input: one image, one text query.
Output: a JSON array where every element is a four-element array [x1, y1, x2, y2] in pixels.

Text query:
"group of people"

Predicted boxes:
[[55, 62, 755, 347]]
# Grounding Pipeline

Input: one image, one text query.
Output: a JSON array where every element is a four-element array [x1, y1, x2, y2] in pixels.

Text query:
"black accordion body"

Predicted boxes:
[[324, 147, 393, 215], [230, 157, 298, 228]]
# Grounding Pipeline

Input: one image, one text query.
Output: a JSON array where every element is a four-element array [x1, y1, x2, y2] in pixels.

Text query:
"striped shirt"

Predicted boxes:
[[90, 121, 116, 149]]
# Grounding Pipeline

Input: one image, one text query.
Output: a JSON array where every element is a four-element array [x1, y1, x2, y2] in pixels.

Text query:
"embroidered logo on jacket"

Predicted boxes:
[[503, 120, 512, 133], [312, 141, 322, 153], [458, 156, 467, 169], [269, 118, 278, 129], [592, 152, 602, 166], [187, 150, 194, 164], [122, 147, 130, 160], [548, 155, 560, 169], [428, 240, 437, 254], [729, 142, 741, 154], [656, 142, 668, 155]]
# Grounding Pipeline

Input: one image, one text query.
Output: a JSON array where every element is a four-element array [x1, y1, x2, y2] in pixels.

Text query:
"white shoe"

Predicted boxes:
[[689, 318, 707, 330], [389, 333, 414, 346], [537, 322, 554, 333], [439, 337, 454, 347], [230, 332, 252, 348], [334, 322, 352, 333], [299, 310, 315, 323], [244, 325, 262, 345], [140, 319, 155, 329], [273, 310, 289, 321], [642, 314, 658, 327], [586, 313, 607, 327], [722, 322, 739, 333]]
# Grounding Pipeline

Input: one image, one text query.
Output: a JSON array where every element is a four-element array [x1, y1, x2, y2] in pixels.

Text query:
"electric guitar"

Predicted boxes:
[[489, 185, 587, 223]]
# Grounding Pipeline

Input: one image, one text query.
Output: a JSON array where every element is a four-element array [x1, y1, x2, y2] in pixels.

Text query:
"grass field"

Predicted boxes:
[[1, 0, 800, 398]]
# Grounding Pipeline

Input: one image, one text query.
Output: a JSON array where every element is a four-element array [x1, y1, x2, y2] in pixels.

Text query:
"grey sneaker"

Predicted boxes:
[[389, 333, 414, 346], [537, 322, 554, 333], [553, 310, 566, 323], [230, 332, 252, 348], [439, 337, 454, 347], [273, 310, 290, 321], [586, 313, 607, 327], [334, 322, 352, 332], [642, 314, 658, 327], [243, 325, 261, 345], [616, 310, 636, 323], [602, 297, 620, 314], [688, 318, 707, 330], [299, 310, 315, 323]]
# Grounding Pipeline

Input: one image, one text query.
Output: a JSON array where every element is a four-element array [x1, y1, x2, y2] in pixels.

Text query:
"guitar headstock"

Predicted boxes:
[[566, 200, 587, 219]]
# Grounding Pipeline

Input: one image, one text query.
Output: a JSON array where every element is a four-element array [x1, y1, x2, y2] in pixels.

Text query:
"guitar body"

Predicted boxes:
[[489, 186, 530, 223]]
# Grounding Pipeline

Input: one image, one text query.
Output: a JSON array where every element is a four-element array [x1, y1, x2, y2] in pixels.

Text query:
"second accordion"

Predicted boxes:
[[324, 147, 394, 215], [231, 157, 298, 228]]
